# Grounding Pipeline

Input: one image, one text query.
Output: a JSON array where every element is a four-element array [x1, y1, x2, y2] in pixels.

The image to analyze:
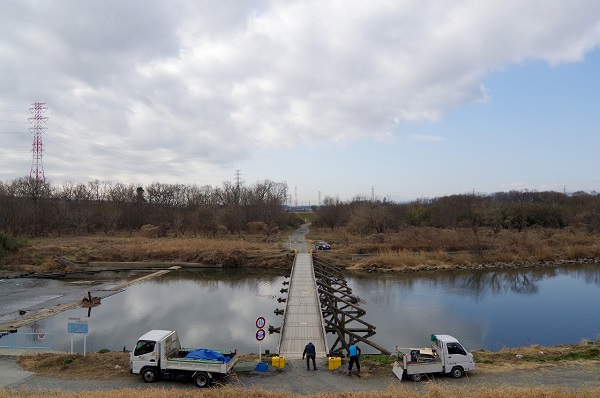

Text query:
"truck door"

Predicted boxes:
[[445, 342, 468, 367], [131, 340, 158, 373]]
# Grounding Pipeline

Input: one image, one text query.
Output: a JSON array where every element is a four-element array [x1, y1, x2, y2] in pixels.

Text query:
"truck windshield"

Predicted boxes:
[[134, 340, 156, 356]]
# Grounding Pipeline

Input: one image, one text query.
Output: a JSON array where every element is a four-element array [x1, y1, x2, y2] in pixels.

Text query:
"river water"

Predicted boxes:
[[10, 263, 600, 355]]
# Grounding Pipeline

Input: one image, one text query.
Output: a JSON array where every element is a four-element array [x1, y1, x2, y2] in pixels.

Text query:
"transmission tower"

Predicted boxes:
[[294, 186, 298, 208], [28, 102, 48, 182]]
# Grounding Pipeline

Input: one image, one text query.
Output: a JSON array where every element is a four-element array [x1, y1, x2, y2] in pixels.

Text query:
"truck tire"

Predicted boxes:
[[410, 373, 423, 382], [194, 372, 210, 388], [450, 366, 464, 378], [141, 368, 158, 383]]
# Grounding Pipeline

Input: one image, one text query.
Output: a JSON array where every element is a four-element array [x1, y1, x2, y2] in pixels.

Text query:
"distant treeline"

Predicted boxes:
[[313, 190, 600, 234], [3, 176, 599, 238], [0, 177, 299, 236]]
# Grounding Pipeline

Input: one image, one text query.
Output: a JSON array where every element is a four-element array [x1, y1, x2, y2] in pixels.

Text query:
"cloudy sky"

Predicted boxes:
[[1, 1, 599, 204]]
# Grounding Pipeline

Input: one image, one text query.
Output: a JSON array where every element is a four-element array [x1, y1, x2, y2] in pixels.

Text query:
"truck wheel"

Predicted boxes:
[[194, 372, 210, 388], [141, 368, 158, 383], [410, 373, 423, 382], [450, 366, 464, 378]]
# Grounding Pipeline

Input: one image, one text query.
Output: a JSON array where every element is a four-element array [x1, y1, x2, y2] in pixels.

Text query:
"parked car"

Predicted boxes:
[[314, 241, 331, 250]]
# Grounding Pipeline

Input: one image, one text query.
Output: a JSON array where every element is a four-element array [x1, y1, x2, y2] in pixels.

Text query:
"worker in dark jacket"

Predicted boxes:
[[302, 341, 317, 370], [348, 342, 361, 375]]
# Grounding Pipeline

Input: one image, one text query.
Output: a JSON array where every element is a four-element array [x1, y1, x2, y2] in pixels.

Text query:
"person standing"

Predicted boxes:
[[302, 341, 317, 370], [348, 341, 361, 375]]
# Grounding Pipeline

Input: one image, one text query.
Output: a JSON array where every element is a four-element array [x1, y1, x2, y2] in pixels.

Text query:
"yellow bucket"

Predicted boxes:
[[271, 356, 285, 368], [328, 357, 342, 370]]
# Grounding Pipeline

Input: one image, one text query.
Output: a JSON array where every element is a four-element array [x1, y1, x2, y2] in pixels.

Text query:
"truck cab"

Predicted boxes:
[[130, 329, 179, 380]]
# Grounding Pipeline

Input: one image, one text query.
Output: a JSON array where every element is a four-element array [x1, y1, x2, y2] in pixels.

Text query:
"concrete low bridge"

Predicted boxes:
[[276, 251, 389, 358]]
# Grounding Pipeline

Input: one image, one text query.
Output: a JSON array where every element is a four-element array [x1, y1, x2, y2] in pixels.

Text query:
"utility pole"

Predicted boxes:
[[29, 102, 48, 182]]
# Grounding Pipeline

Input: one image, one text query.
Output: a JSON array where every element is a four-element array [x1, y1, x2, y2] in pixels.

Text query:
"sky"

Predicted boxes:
[[1, 1, 600, 205]]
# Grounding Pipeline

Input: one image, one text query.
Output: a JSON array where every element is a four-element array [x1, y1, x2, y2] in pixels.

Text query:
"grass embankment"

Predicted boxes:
[[308, 226, 600, 271], [10, 345, 600, 398], [17, 341, 600, 379]]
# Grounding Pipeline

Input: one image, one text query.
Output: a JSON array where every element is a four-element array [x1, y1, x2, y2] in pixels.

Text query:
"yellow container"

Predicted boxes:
[[328, 357, 342, 370], [271, 356, 285, 368]]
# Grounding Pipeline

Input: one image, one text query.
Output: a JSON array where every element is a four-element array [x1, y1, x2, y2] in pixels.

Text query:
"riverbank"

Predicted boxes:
[[1, 349, 600, 396], [2, 227, 600, 276]]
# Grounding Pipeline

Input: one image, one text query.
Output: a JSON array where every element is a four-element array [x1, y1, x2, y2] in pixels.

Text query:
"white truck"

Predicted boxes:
[[392, 334, 475, 382], [130, 330, 238, 388]]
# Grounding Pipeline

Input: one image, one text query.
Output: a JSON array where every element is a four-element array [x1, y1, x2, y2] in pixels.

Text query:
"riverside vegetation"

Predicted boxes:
[[2, 182, 600, 395]]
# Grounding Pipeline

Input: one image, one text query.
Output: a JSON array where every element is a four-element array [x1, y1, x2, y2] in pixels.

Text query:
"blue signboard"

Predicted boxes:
[[68, 322, 89, 334]]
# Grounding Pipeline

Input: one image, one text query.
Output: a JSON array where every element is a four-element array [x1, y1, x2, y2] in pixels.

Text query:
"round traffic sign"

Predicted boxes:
[[256, 329, 266, 341], [256, 316, 266, 328]]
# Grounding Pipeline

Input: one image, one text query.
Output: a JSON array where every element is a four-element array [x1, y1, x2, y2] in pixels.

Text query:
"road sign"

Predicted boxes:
[[256, 329, 266, 341], [256, 316, 266, 329]]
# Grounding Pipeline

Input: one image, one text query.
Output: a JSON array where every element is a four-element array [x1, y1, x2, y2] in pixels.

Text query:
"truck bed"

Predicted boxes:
[[165, 349, 238, 374], [393, 349, 443, 377]]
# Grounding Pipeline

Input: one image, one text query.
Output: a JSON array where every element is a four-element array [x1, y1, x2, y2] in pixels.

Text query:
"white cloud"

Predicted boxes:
[[1, 0, 600, 185]]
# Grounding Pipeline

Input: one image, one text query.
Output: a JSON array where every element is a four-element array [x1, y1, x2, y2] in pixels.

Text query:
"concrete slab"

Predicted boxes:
[[0, 355, 34, 388]]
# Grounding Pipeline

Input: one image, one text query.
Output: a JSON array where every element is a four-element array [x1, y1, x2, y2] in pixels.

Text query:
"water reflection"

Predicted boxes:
[[348, 263, 600, 351], [19, 264, 600, 355], [22, 269, 288, 354]]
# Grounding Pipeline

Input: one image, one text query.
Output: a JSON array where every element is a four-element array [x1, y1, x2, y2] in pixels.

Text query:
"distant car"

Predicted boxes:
[[315, 241, 331, 250]]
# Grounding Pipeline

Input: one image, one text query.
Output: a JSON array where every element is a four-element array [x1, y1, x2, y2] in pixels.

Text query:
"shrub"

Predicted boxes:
[[0, 231, 23, 258]]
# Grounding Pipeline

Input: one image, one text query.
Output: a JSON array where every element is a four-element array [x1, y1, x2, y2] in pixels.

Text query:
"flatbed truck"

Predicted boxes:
[[130, 329, 238, 388]]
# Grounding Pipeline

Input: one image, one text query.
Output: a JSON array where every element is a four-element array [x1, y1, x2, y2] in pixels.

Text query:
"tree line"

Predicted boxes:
[[0, 176, 297, 237], [313, 190, 600, 234]]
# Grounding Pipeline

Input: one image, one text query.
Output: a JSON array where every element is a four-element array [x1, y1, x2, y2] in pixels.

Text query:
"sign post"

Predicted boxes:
[[67, 317, 89, 356], [255, 316, 266, 363]]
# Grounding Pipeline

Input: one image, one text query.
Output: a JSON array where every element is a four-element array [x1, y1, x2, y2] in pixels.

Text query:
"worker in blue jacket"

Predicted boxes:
[[348, 341, 361, 375], [303, 341, 317, 370]]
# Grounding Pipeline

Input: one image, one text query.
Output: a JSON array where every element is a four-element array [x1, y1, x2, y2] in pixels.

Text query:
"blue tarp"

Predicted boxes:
[[184, 349, 231, 363]]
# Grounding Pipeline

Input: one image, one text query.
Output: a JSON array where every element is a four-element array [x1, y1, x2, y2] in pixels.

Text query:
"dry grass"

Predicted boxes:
[[1, 386, 600, 398], [3, 225, 600, 274], [473, 341, 600, 367], [16, 352, 132, 380], [308, 227, 600, 271], [0, 234, 290, 272]]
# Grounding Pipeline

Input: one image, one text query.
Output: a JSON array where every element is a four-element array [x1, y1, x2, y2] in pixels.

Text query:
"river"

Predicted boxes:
[[5, 263, 600, 355]]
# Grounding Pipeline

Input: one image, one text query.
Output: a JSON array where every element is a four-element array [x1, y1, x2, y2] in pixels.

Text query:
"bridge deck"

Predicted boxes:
[[277, 253, 328, 359]]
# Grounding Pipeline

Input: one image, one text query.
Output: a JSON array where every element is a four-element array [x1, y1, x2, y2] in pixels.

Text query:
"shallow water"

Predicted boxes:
[[12, 264, 600, 354]]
